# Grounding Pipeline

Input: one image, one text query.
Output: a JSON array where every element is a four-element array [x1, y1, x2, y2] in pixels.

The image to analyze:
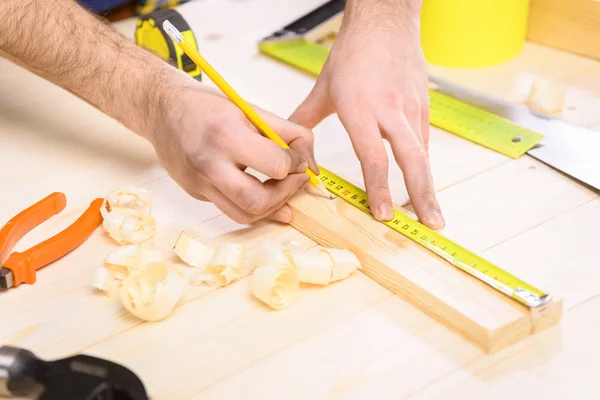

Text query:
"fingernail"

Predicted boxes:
[[377, 203, 394, 221], [427, 209, 445, 229], [297, 162, 308, 173]]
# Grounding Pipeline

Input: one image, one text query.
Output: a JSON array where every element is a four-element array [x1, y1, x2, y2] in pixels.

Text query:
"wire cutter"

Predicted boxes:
[[0, 192, 104, 289]]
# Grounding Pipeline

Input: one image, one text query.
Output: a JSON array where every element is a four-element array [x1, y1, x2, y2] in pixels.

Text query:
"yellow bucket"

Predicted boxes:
[[420, 0, 529, 68]]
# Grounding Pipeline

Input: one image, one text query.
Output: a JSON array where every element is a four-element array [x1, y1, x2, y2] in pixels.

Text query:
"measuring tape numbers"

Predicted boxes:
[[318, 166, 552, 309]]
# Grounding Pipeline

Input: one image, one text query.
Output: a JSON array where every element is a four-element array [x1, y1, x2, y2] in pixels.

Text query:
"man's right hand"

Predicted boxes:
[[150, 85, 318, 224], [0, 0, 317, 225]]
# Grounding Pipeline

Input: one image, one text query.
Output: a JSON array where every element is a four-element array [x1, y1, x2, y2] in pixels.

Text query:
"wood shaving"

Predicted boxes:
[[250, 246, 360, 309], [256, 244, 292, 267], [103, 185, 152, 215], [251, 263, 299, 310], [103, 244, 163, 281], [321, 248, 361, 282], [120, 262, 187, 322], [287, 249, 332, 285], [100, 186, 156, 245], [527, 78, 566, 117], [287, 247, 361, 285], [173, 231, 215, 269], [102, 208, 156, 245], [204, 243, 245, 286], [91, 267, 115, 294]]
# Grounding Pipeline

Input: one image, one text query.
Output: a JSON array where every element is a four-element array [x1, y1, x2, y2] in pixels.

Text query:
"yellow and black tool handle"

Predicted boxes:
[[135, 8, 201, 80]]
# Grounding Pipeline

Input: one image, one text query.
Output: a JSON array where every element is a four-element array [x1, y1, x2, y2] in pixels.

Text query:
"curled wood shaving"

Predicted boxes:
[[120, 262, 187, 322], [100, 186, 156, 245], [249, 246, 360, 309], [104, 245, 163, 280], [173, 231, 215, 269], [256, 244, 292, 268], [321, 248, 361, 282], [287, 247, 361, 285], [527, 79, 566, 117], [287, 249, 332, 285], [251, 263, 299, 310], [102, 208, 156, 245], [91, 267, 115, 294], [103, 185, 152, 215], [204, 243, 245, 286]]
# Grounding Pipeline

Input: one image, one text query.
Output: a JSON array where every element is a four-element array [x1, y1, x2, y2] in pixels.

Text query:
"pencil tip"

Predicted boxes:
[[305, 181, 333, 199]]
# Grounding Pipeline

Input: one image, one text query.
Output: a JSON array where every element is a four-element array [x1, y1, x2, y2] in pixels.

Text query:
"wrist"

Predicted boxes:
[[343, 0, 422, 35], [125, 60, 183, 140], [143, 68, 223, 150]]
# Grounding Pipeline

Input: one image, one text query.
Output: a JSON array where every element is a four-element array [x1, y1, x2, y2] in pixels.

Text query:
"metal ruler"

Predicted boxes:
[[258, 3, 545, 159], [318, 166, 552, 309]]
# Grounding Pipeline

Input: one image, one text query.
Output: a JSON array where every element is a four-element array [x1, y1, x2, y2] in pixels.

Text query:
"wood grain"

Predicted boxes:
[[1, 0, 600, 398], [288, 189, 563, 353], [527, 0, 600, 61], [84, 271, 391, 399]]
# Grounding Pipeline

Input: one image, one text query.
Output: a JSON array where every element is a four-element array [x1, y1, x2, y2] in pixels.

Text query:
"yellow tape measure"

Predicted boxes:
[[258, 38, 544, 159], [318, 166, 551, 309], [135, 8, 202, 81]]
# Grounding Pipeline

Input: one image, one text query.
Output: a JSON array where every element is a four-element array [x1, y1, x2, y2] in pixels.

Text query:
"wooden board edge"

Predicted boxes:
[[288, 190, 563, 354], [486, 298, 564, 354], [526, 0, 600, 61]]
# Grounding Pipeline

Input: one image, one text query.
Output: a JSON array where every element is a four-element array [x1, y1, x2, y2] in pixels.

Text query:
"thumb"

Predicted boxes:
[[289, 82, 333, 128]]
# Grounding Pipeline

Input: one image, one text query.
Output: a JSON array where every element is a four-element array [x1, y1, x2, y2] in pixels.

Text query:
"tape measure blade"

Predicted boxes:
[[318, 166, 550, 308]]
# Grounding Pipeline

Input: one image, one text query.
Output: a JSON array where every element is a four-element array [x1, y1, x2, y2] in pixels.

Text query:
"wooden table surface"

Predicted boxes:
[[1, 1, 599, 398]]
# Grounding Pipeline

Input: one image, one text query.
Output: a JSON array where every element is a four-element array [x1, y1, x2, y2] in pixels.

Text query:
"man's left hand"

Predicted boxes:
[[289, 1, 445, 230]]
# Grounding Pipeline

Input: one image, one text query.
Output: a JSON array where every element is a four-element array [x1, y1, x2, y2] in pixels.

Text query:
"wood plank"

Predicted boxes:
[[527, 0, 600, 61], [194, 175, 600, 400], [287, 189, 563, 353], [0, 208, 315, 359], [1, 2, 598, 397], [83, 274, 390, 399], [198, 199, 600, 400]]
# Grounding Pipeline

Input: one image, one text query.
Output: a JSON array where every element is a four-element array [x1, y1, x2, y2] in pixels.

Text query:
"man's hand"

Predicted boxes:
[[0, 0, 315, 224], [290, 0, 445, 229], [151, 85, 316, 224]]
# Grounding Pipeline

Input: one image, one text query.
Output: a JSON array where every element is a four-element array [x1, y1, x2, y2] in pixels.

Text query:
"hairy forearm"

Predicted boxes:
[[0, 0, 187, 139], [343, 0, 422, 34]]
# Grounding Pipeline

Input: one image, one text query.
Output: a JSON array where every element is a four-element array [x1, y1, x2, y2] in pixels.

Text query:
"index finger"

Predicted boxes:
[[210, 163, 309, 217], [337, 110, 394, 222], [259, 109, 319, 174], [234, 132, 308, 180]]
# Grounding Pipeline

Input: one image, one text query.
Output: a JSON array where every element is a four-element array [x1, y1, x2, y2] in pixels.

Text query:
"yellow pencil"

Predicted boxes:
[[162, 20, 331, 199]]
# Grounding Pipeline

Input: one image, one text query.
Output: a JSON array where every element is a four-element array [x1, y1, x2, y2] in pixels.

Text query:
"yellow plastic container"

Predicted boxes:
[[420, 0, 529, 68]]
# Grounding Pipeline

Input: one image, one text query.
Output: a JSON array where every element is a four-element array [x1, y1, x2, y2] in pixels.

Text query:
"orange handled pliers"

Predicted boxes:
[[0, 193, 104, 289]]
